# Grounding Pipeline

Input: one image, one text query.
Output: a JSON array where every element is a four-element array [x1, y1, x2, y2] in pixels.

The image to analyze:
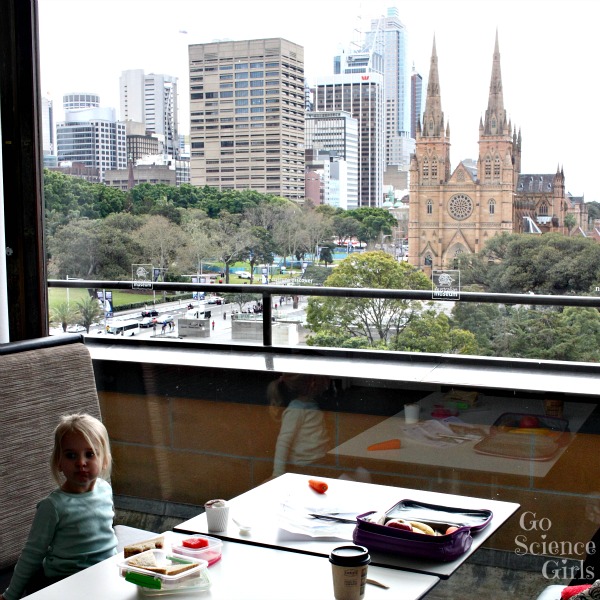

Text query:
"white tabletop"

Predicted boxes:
[[174, 473, 519, 579], [25, 531, 439, 600], [331, 392, 594, 478]]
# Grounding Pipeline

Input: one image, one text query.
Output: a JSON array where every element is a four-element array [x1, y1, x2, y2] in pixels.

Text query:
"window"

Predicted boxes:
[[422, 158, 429, 179], [426, 199, 433, 214], [489, 199, 496, 215]]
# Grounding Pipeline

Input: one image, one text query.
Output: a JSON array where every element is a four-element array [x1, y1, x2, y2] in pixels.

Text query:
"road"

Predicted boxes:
[[78, 295, 308, 343]]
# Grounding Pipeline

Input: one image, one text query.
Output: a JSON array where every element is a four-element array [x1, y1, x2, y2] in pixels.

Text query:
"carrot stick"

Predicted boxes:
[[308, 479, 328, 494], [367, 439, 401, 451]]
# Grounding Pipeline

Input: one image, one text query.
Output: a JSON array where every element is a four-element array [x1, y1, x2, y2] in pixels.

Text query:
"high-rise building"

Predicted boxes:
[[365, 7, 414, 188], [410, 65, 422, 141], [188, 38, 305, 202], [305, 111, 358, 209], [56, 103, 126, 181], [314, 50, 384, 207], [120, 70, 179, 158], [41, 96, 56, 167]]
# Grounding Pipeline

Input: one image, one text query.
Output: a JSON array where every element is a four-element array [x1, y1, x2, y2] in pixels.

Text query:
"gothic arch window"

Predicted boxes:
[[489, 199, 496, 215], [426, 199, 433, 215], [491, 117, 496, 132], [485, 156, 491, 178], [429, 119, 434, 135], [494, 156, 501, 178], [453, 247, 464, 270], [422, 158, 429, 179], [448, 194, 474, 220], [538, 177, 543, 192], [431, 157, 438, 179], [539, 202, 548, 215]]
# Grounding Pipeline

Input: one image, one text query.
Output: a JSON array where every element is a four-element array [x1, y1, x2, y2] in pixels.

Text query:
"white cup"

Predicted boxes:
[[204, 499, 229, 532], [404, 403, 421, 424]]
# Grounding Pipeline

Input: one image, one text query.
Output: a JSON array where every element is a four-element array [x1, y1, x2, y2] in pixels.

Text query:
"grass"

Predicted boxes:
[[48, 288, 156, 311]]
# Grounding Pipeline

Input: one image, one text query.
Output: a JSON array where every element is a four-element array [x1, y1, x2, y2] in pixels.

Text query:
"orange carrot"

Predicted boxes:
[[308, 479, 328, 494], [367, 439, 401, 451]]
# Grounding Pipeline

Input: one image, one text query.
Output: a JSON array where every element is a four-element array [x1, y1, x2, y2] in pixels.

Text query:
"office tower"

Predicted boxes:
[[120, 70, 179, 158], [364, 7, 414, 190], [411, 65, 423, 140], [41, 96, 56, 167], [56, 103, 126, 181], [305, 111, 359, 209], [315, 47, 384, 207], [188, 38, 305, 202]]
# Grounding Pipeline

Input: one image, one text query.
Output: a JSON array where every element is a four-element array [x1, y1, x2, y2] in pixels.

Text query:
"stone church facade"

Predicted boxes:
[[408, 34, 572, 272]]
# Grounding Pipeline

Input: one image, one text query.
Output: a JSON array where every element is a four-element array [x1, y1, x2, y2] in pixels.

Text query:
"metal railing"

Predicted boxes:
[[48, 279, 600, 347]]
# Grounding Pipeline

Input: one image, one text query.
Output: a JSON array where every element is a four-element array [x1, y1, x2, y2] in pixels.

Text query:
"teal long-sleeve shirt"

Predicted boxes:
[[3, 478, 117, 600]]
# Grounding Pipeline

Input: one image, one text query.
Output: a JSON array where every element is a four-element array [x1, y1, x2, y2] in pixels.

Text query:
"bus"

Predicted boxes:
[[106, 319, 140, 336]]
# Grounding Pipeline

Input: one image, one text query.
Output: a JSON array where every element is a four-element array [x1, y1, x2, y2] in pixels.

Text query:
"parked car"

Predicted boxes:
[[141, 309, 159, 318], [237, 271, 252, 279]]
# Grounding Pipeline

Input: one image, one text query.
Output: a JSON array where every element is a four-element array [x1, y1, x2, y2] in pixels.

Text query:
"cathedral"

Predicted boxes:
[[408, 33, 575, 272]]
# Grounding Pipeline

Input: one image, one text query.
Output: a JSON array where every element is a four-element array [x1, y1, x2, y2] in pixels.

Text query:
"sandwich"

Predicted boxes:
[[123, 535, 165, 558], [127, 550, 197, 576]]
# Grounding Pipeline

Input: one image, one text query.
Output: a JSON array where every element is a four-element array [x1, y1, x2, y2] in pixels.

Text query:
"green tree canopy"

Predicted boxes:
[[306, 251, 431, 347]]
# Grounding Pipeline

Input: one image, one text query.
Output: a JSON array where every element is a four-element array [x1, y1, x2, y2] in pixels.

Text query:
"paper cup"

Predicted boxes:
[[330, 545, 370, 600], [205, 500, 229, 532], [404, 403, 421, 424]]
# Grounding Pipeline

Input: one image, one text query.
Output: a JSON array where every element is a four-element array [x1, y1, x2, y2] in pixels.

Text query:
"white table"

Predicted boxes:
[[174, 473, 520, 579], [331, 392, 595, 478], [25, 531, 439, 600]]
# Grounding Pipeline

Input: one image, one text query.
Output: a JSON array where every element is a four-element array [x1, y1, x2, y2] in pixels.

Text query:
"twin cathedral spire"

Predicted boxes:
[[413, 30, 521, 186]]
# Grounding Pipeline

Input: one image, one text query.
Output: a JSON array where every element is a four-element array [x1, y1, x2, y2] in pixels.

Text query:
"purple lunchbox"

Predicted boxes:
[[353, 499, 493, 562]]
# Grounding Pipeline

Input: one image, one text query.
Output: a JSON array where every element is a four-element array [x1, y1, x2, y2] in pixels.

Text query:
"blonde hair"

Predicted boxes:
[[50, 413, 112, 484]]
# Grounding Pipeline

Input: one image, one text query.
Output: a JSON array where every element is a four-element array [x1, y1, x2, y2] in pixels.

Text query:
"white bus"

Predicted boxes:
[[106, 319, 140, 336]]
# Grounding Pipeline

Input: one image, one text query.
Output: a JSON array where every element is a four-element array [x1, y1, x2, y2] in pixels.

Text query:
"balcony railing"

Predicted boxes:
[[47, 279, 600, 349]]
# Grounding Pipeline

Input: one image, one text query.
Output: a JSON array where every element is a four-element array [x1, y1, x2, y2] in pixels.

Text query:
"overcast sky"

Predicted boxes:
[[38, 0, 598, 201]]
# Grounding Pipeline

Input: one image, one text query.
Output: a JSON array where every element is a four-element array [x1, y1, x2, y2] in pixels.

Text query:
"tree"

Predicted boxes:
[[208, 212, 252, 283], [76, 295, 103, 333], [246, 226, 277, 283], [50, 302, 76, 332], [564, 213, 577, 235], [318, 243, 335, 267], [461, 233, 600, 295], [137, 215, 186, 282], [306, 251, 431, 347], [392, 308, 479, 355]]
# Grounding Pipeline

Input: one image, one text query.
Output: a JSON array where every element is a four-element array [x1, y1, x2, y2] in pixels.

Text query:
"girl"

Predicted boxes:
[[1, 414, 118, 600], [269, 374, 331, 478]]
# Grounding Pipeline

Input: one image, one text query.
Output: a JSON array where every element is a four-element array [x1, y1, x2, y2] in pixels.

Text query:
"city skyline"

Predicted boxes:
[[38, 0, 598, 201]]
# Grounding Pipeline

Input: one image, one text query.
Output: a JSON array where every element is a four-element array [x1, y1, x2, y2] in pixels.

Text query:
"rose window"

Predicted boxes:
[[448, 194, 473, 220]]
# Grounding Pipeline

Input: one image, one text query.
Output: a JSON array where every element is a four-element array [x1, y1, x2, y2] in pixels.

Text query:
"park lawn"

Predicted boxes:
[[48, 288, 154, 311]]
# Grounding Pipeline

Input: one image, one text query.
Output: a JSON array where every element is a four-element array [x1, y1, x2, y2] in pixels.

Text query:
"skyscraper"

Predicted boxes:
[[315, 45, 384, 207], [56, 101, 126, 181], [305, 111, 359, 209], [188, 38, 305, 202], [120, 70, 179, 158], [365, 7, 414, 190], [410, 65, 422, 140]]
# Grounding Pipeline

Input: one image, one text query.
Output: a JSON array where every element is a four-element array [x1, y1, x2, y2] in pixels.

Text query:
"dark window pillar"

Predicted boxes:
[[0, 0, 48, 340]]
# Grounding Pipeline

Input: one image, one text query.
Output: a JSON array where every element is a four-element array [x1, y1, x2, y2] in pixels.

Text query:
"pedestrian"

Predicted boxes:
[[0, 414, 117, 599], [161, 322, 166, 334], [152, 323, 157, 335], [223, 312, 227, 320], [212, 320, 215, 331]]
